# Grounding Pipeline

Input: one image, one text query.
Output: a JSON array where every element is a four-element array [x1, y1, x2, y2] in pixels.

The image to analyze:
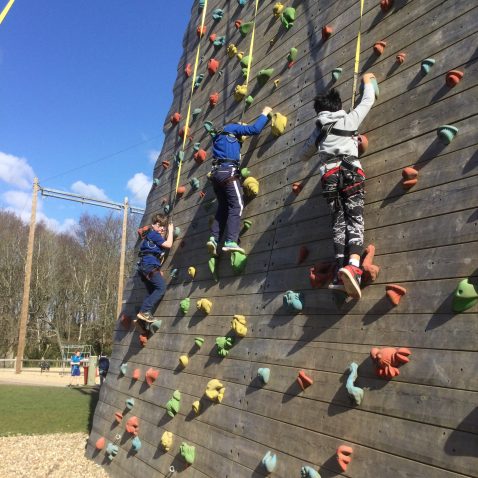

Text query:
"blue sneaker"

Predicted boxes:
[[222, 241, 245, 253], [206, 237, 218, 256]]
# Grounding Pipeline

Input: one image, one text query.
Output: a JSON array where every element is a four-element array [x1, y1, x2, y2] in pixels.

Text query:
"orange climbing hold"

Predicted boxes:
[[139, 334, 148, 347], [176, 185, 186, 197], [396, 52, 406, 64], [209, 92, 220, 107], [208, 58, 220, 75], [386, 284, 407, 305], [125, 416, 139, 436], [402, 167, 418, 189], [380, 0, 393, 12], [162, 160, 170, 169], [373, 40, 387, 55], [132, 368, 141, 380], [309, 262, 335, 288], [445, 70, 464, 87], [194, 149, 207, 164], [297, 245, 309, 265], [297, 370, 313, 390], [337, 445, 354, 472], [322, 25, 333, 41], [370, 346, 411, 378], [292, 182, 303, 195], [209, 33, 217, 43], [170, 112, 181, 125], [95, 437, 106, 450], [234, 20, 242, 29], [197, 25, 207, 38], [178, 127, 192, 141], [357, 134, 368, 155], [184, 63, 192, 78], [120, 313, 131, 328], [145, 368, 159, 386], [199, 191, 206, 199], [361, 245, 380, 283], [114, 411, 123, 423]]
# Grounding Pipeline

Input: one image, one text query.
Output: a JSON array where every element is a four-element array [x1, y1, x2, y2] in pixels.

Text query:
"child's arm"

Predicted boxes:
[[161, 223, 175, 249], [225, 107, 272, 136], [347, 73, 376, 127]]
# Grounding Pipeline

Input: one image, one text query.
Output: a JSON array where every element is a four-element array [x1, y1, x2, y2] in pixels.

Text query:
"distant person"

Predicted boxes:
[[69, 350, 82, 386], [98, 354, 110, 386], [39, 357, 50, 373]]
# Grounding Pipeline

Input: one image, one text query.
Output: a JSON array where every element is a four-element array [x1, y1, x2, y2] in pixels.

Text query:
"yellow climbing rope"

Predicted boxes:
[[350, 0, 364, 109], [0, 0, 15, 25]]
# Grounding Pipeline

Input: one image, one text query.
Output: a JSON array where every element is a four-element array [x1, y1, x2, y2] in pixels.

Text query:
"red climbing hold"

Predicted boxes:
[[361, 245, 380, 283], [208, 58, 220, 75], [199, 191, 206, 199], [162, 160, 170, 169], [297, 245, 309, 265], [139, 334, 148, 347], [337, 445, 354, 472], [402, 167, 418, 189], [114, 411, 123, 423], [235, 20, 242, 29], [197, 25, 207, 38], [297, 370, 313, 390], [396, 52, 406, 64], [120, 313, 131, 328], [445, 70, 464, 87], [177, 185, 186, 197], [95, 437, 106, 450], [125, 416, 139, 436], [184, 63, 192, 78], [292, 182, 303, 195], [370, 346, 411, 378], [194, 149, 207, 164], [380, 0, 393, 12], [209, 33, 217, 43], [309, 262, 335, 288], [386, 284, 407, 305], [132, 368, 141, 380], [373, 41, 387, 55], [179, 127, 192, 141], [322, 25, 333, 41], [145, 368, 159, 386], [170, 112, 181, 125], [357, 134, 368, 155], [209, 92, 220, 107]]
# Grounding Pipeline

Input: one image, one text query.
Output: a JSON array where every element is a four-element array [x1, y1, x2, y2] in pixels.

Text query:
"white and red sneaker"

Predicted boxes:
[[339, 265, 363, 299]]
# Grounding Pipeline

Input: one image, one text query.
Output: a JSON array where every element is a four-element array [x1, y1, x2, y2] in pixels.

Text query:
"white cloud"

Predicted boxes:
[[0, 151, 35, 189], [148, 149, 161, 164], [71, 181, 109, 201], [127, 172, 151, 205]]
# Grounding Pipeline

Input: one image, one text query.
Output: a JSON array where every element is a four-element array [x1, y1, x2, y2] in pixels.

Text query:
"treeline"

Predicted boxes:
[[0, 210, 140, 360]]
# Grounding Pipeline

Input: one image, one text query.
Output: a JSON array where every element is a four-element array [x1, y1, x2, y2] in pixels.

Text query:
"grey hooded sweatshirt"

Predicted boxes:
[[300, 82, 375, 176]]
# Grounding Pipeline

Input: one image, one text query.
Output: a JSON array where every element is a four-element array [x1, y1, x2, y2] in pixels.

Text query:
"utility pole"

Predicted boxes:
[[16, 177, 39, 373], [117, 197, 129, 317]]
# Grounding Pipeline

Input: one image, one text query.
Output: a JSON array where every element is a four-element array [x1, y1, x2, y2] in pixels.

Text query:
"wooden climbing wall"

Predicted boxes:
[[87, 0, 478, 476]]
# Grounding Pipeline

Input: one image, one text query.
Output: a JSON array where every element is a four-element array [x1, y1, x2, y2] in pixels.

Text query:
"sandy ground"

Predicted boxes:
[[0, 368, 99, 387]]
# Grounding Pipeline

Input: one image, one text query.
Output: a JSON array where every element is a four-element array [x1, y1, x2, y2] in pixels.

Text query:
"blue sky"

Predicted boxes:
[[0, 0, 192, 230]]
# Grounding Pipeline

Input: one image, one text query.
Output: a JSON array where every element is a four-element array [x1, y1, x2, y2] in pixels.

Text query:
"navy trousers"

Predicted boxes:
[[211, 167, 244, 243], [139, 263, 166, 313]]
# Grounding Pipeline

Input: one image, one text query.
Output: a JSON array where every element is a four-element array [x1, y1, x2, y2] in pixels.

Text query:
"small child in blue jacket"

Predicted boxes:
[[207, 106, 272, 256]]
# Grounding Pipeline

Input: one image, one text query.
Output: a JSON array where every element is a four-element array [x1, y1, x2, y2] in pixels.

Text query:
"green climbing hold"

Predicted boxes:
[[257, 68, 274, 86], [241, 167, 250, 178], [213, 36, 226, 47], [437, 125, 459, 145], [212, 8, 224, 21], [240, 219, 252, 236], [193, 142, 201, 152], [192, 108, 202, 120], [180, 442, 196, 465], [287, 47, 298, 63], [240, 55, 251, 69], [208, 256, 218, 281], [190, 177, 200, 190], [360, 77, 379, 99], [120, 363, 128, 376], [194, 73, 204, 89], [453, 278, 478, 312], [283, 290, 304, 311], [239, 21, 254, 37], [150, 320, 162, 333], [257, 367, 270, 384], [180, 298, 190, 314], [245, 95, 254, 106], [131, 436, 142, 452], [231, 251, 247, 275], [173, 227, 181, 239], [216, 336, 234, 357], [204, 121, 216, 137], [421, 58, 435, 74], [198, 0, 205, 10], [332, 68, 343, 82], [175, 150, 184, 164], [280, 7, 296, 30], [166, 390, 181, 417], [125, 398, 135, 410], [237, 0, 248, 5], [153, 178, 160, 186], [170, 268, 178, 279], [195, 337, 205, 348]]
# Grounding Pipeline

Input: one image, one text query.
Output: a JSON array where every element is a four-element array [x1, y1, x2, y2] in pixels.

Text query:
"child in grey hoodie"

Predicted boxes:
[[300, 73, 376, 299]]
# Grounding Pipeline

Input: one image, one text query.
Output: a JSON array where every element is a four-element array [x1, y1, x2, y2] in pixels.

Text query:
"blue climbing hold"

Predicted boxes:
[[119, 363, 128, 376], [262, 451, 277, 472], [301, 465, 321, 478], [131, 436, 142, 452], [346, 362, 364, 406], [150, 320, 162, 333], [212, 8, 224, 20], [283, 290, 304, 311], [257, 367, 271, 384], [125, 398, 135, 410]]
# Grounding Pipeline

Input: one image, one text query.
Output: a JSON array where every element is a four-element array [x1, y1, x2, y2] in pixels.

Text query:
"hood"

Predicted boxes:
[[317, 110, 347, 125]]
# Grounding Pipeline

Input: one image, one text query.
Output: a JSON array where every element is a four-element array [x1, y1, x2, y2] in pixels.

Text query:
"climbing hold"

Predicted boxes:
[[203, 120, 215, 136], [209, 33, 217, 43], [208, 256, 218, 281], [192, 400, 201, 414], [373, 40, 386, 55], [309, 262, 335, 288], [287, 47, 298, 68], [192, 108, 202, 120], [262, 451, 277, 472], [292, 182, 303, 195], [274, 78, 280, 88], [296, 370, 313, 390], [322, 25, 333, 41], [150, 320, 162, 333], [131, 436, 142, 452], [207, 58, 220, 75], [125, 416, 139, 435], [153, 178, 160, 187], [176, 186, 185, 199], [194, 149, 207, 164], [231, 251, 248, 275], [361, 77, 379, 99], [213, 36, 226, 47], [166, 390, 181, 417], [170, 268, 178, 279], [238, 0, 248, 5], [300, 465, 321, 478], [257, 367, 271, 384], [172, 227, 181, 240], [421, 58, 435, 74], [337, 445, 353, 472], [209, 92, 220, 107], [196, 25, 207, 38], [273, 2, 284, 17], [280, 7, 296, 30], [283, 290, 304, 311], [198, 0, 205, 10], [95, 437, 106, 450], [396, 52, 406, 64], [194, 73, 204, 89], [234, 84, 248, 102], [380, 0, 393, 12], [139, 333, 148, 347], [170, 112, 181, 125], [271, 112, 287, 136], [361, 245, 380, 283], [195, 337, 205, 348], [180, 442, 196, 465], [193, 142, 201, 152], [227, 43, 238, 58], [297, 245, 309, 265], [216, 336, 234, 357], [386, 284, 407, 305], [239, 21, 254, 37], [180, 298, 190, 314], [162, 159, 170, 169], [132, 368, 141, 380], [190, 177, 200, 190], [114, 411, 123, 423], [357, 134, 368, 155], [241, 219, 252, 234], [212, 8, 224, 20], [437, 125, 459, 145], [106, 443, 119, 461], [446, 70, 464, 87], [125, 398, 135, 410], [161, 431, 173, 451], [332, 68, 342, 82], [234, 20, 242, 29], [231, 314, 247, 337], [257, 68, 275, 86], [205, 378, 226, 402], [199, 190, 206, 199], [236, 51, 244, 61], [176, 151, 185, 166], [243, 176, 259, 198], [197, 298, 212, 314], [371, 347, 411, 378], [346, 362, 364, 406], [145, 368, 159, 386], [184, 63, 192, 78], [187, 266, 196, 279], [240, 55, 251, 69], [119, 363, 128, 376], [402, 167, 418, 189], [179, 355, 189, 367], [453, 279, 478, 312], [178, 127, 191, 142]]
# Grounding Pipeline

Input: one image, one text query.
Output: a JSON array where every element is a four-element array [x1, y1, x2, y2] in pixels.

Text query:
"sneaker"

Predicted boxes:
[[339, 265, 363, 299], [222, 241, 245, 253], [328, 275, 346, 292], [206, 237, 218, 256], [136, 311, 154, 323]]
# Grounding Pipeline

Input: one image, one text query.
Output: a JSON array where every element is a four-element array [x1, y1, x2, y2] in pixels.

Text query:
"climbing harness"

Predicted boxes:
[[314, 120, 357, 148], [350, 0, 365, 109], [321, 157, 365, 200]]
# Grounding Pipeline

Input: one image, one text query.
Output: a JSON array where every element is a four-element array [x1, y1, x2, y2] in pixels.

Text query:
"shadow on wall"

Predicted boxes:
[[72, 386, 100, 433]]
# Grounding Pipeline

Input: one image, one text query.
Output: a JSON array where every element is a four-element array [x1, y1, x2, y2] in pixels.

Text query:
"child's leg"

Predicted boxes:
[[223, 175, 244, 244], [211, 172, 230, 242], [326, 196, 346, 270], [343, 189, 365, 262], [140, 270, 166, 314]]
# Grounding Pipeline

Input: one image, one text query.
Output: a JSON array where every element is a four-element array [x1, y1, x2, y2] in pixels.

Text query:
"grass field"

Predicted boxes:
[[0, 385, 99, 436]]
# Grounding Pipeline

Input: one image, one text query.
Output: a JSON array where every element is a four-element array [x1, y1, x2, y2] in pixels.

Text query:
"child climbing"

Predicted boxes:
[[300, 73, 376, 299], [206, 106, 273, 256], [136, 214, 174, 323]]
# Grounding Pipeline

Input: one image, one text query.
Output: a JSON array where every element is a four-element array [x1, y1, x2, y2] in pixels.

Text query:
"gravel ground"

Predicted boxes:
[[0, 433, 109, 478]]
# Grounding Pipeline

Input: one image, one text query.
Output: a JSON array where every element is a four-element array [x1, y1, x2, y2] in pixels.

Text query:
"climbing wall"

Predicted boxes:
[[87, 0, 478, 476]]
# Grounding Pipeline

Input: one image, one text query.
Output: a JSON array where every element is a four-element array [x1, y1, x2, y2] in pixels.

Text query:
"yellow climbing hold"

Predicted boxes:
[[236, 51, 244, 61], [274, 79, 280, 88], [179, 355, 189, 367], [273, 2, 284, 17], [271, 112, 287, 136], [243, 176, 259, 198], [231, 315, 247, 337], [205, 378, 226, 403], [161, 431, 173, 451], [227, 43, 238, 58], [234, 84, 248, 102], [197, 298, 213, 314], [188, 266, 196, 279], [192, 400, 201, 414]]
